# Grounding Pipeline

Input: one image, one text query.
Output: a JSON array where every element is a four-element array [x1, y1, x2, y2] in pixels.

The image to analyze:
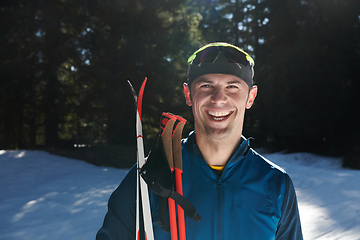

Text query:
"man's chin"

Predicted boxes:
[[204, 128, 231, 140]]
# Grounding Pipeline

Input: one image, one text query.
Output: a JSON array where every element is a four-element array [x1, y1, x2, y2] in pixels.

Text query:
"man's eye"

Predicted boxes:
[[200, 84, 211, 88], [228, 85, 239, 89]]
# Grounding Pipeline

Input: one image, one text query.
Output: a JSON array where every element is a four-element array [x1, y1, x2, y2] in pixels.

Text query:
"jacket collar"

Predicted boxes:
[[184, 131, 251, 165]]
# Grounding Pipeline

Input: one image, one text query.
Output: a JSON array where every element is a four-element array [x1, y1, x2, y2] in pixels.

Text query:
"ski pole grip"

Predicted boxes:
[[160, 113, 176, 168]]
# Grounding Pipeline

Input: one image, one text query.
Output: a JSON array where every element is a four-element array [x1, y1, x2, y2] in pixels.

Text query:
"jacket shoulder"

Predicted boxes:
[[249, 148, 287, 175]]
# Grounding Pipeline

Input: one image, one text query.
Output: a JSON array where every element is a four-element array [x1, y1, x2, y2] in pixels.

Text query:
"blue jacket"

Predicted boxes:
[[97, 131, 303, 240]]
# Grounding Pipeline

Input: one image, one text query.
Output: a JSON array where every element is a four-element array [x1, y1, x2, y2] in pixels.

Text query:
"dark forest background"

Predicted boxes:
[[1, 0, 360, 169]]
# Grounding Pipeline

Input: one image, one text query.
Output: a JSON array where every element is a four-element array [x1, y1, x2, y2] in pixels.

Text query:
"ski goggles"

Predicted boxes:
[[187, 43, 255, 87]]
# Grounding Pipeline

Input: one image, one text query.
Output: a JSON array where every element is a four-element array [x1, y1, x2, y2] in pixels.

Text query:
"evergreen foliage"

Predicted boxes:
[[1, 0, 359, 168]]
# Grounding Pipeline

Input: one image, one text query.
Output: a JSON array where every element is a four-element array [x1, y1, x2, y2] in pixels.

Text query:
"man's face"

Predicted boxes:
[[184, 74, 257, 141]]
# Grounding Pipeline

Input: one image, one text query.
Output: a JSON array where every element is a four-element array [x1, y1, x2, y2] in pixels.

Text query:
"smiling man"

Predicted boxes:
[[96, 43, 303, 240], [184, 73, 257, 167]]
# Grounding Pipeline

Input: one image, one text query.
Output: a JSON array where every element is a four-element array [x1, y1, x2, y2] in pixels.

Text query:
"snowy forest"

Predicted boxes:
[[1, 0, 360, 168]]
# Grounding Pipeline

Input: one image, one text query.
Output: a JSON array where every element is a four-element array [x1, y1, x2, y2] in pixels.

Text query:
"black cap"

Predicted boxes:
[[187, 43, 254, 87]]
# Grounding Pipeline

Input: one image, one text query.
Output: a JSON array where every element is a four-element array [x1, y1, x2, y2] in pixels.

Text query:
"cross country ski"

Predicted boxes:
[[127, 78, 154, 240]]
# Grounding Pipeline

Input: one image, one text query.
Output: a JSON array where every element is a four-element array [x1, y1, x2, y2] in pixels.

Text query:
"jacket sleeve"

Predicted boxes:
[[275, 175, 303, 240], [96, 166, 137, 240]]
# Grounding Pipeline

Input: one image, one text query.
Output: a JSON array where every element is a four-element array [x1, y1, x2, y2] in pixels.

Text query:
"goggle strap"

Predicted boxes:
[[188, 43, 254, 66]]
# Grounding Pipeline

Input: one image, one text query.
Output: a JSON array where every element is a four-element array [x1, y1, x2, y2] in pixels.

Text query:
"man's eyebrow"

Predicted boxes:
[[195, 78, 244, 85], [227, 80, 243, 85], [196, 79, 213, 84]]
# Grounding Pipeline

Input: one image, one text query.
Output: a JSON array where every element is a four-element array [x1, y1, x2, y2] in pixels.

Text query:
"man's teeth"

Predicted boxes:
[[208, 111, 230, 117], [208, 111, 231, 120]]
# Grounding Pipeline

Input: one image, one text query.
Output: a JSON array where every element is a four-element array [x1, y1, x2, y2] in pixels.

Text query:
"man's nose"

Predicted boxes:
[[210, 87, 227, 104]]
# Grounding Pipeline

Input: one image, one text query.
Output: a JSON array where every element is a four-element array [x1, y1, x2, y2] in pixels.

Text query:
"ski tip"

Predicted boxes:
[[127, 79, 133, 89], [138, 77, 148, 121], [140, 77, 148, 94], [127, 80, 138, 107], [127, 80, 136, 96]]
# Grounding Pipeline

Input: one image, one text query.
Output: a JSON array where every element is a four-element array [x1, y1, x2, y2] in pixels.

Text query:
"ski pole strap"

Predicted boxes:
[[156, 197, 170, 233], [144, 180, 201, 223], [139, 137, 202, 223]]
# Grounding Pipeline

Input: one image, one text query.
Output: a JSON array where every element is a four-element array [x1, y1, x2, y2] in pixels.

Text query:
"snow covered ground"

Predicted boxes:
[[1, 149, 359, 240]]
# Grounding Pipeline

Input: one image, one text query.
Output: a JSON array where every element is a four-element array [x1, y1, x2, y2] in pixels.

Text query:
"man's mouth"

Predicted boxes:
[[207, 110, 232, 121]]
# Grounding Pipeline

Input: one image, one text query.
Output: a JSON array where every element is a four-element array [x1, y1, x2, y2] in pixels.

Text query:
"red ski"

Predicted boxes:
[[127, 78, 154, 240]]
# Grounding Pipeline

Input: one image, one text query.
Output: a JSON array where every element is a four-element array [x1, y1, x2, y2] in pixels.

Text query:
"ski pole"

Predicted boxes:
[[172, 115, 187, 240], [160, 112, 178, 240]]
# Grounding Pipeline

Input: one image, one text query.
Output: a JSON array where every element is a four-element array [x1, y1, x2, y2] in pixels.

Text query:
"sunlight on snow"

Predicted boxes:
[[15, 151, 26, 158], [298, 201, 336, 239], [2, 150, 360, 240], [12, 197, 45, 223]]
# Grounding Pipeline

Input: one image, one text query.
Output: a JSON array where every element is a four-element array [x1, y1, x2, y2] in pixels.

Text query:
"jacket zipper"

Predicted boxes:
[[217, 178, 222, 240]]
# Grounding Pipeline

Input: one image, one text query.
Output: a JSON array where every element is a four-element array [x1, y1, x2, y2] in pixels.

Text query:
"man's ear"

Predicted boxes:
[[246, 85, 258, 109], [183, 83, 192, 106]]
